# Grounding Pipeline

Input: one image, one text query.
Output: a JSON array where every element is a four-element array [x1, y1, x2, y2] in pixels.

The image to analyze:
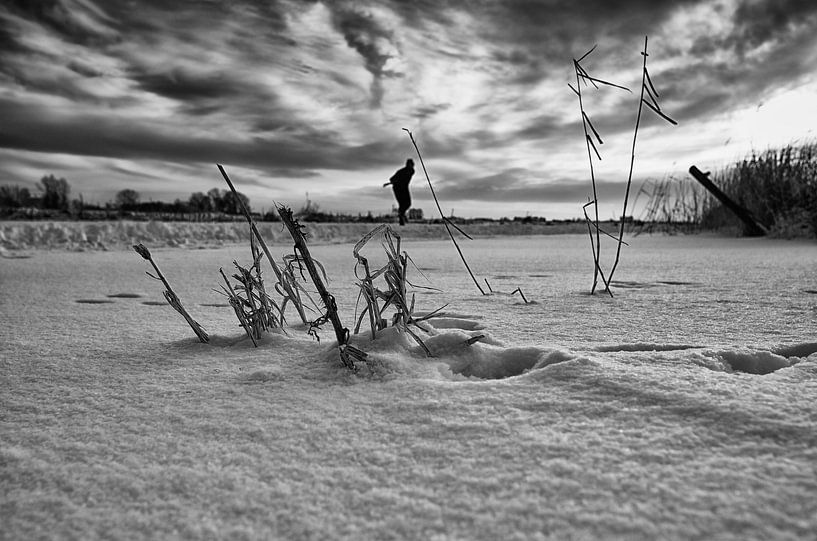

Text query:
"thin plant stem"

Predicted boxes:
[[573, 57, 602, 294], [217, 164, 308, 324], [402, 128, 486, 295], [607, 36, 648, 289]]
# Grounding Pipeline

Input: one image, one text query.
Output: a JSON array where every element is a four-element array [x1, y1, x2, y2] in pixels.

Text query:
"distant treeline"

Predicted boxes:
[[0, 175, 557, 224], [0, 176, 257, 219]]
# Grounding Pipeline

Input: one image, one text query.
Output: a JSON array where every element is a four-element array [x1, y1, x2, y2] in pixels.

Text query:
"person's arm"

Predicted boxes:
[[384, 170, 398, 187]]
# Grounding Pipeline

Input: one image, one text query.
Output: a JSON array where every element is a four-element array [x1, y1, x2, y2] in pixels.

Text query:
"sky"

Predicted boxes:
[[0, 0, 816, 220]]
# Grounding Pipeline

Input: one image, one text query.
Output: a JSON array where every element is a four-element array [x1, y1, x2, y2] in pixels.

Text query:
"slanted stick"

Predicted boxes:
[[402, 128, 485, 295], [217, 164, 308, 324], [133, 243, 209, 343]]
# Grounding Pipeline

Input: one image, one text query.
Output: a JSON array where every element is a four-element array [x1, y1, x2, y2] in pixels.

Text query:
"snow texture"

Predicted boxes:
[[1, 224, 816, 540]]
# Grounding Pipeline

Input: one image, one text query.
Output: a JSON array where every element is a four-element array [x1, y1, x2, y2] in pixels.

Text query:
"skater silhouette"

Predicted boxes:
[[383, 158, 415, 225]]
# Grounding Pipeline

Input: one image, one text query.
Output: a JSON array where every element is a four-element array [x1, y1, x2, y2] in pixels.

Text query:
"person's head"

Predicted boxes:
[[406, 158, 414, 167]]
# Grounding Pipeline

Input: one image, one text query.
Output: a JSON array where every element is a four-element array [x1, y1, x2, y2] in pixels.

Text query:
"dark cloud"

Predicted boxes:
[[133, 69, 252, 102], [729, 0, 817, 54], [434, 167, 628, 204], [326, 4, 402, 108], [1, 0, 119, 44], [0, 98, 405, 171]]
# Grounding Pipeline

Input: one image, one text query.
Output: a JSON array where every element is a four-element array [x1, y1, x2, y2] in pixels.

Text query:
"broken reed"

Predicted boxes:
[[133, 243, 209, 343], [570, 36, 675, 296], [217, 164, 310, 324], [217, 235, 283, 346], [277, 204, 367, 371], [352, 224, 444, 356]]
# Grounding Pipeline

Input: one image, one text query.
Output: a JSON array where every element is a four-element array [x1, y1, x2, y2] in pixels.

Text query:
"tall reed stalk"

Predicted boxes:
[[402, 128, 486, 295], [570, 37, 675, 295], [217, 164, 309, 324], [570, 45, 630, 296], [605, 36, 676, 290]]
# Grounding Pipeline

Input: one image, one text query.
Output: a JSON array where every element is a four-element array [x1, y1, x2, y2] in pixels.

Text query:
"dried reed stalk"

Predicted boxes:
[[572, 38, 675, 295], [277, 205, 367, 370], [402, 128, 486, 295], [352, 224, 441, 356], [605, 36, 676, 290], [217, 164, 309, 324], [133, 243, 209, 343], [571, 45, 630, 295], [217, 243, 283, 346]]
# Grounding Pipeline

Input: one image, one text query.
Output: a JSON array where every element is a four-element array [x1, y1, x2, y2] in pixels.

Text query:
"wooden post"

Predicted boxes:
[[688, 165, 768, 236]]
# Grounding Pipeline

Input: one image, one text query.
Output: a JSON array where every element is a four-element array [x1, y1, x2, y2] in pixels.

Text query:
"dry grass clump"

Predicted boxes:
[[634, 175, 708, 234], [217, 236, 284, 346], [352, 224, 444, 356], [132, 163, 538, 370]]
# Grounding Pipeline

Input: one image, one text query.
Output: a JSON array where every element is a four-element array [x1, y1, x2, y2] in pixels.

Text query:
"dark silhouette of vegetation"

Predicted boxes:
[[0, 175, 256, 221], [635, 142, 816, 238], [38, 174, 71, 211], [0, 185, 33, 208], [115, 189, 141, 210], [703, 143, 816, 237]]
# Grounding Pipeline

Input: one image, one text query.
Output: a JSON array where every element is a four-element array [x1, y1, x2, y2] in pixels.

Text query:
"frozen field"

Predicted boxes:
[[1, 227, 816, 540]]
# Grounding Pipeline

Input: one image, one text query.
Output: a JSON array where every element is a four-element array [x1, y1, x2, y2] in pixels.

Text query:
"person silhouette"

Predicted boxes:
[[383, 158, 415, 225]]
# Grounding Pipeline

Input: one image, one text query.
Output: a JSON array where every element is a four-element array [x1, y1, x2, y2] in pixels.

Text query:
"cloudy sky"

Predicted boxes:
[[1, 0, 815, 219]]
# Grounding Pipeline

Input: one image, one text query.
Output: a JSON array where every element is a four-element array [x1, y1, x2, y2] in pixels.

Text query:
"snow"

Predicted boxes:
[[1, 224, 816, 539], [0, 219, 581, 252]]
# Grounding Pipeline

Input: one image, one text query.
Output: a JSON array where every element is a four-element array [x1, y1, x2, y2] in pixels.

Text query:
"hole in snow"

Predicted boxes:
[[425, 332, 573, 380], [773, 342, 817, 358], [593, 343, 700, 353], [718, 349, 797, 375]]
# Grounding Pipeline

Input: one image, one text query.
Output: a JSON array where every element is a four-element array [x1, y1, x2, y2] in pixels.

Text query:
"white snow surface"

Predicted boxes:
[[0, 219, 578, 253], [1, 225, 816, 540]]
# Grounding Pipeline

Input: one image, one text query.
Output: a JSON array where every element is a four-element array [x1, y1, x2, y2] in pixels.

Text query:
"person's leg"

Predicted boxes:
[[396, 188, 411, 225]]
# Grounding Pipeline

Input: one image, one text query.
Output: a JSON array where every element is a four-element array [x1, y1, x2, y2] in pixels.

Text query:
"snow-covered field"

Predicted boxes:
[[2, 223, 816, 540], [0, 219, 584, 253]]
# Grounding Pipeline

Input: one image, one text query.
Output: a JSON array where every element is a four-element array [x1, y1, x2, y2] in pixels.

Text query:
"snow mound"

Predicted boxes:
[[342, 319, 577, 381], [709, 348, 800, 375]]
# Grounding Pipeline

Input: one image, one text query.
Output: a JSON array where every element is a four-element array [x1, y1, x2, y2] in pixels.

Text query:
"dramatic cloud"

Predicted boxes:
[[0, 0, 815, 218]]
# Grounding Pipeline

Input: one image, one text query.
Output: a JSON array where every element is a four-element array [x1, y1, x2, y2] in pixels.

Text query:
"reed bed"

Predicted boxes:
[[704, 143, 817, 237], [635, 142, 817, 238]]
